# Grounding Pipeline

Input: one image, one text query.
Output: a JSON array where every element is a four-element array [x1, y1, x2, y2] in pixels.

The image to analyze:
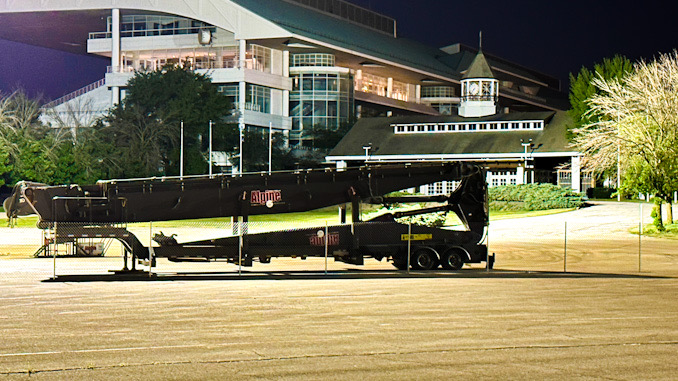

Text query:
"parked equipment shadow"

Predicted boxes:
[[43, 268, 668, 282]]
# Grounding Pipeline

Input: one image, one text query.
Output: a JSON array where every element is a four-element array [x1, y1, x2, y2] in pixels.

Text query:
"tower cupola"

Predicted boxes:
[[458, 50, 498, 117]]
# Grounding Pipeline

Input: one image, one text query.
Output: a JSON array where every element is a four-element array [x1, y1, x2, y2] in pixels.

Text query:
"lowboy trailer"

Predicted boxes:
[[4, 162, 491, 271]]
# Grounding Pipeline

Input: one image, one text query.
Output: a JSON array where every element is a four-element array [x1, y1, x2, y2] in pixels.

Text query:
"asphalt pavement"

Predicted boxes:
[[0, 202, 677, 380]]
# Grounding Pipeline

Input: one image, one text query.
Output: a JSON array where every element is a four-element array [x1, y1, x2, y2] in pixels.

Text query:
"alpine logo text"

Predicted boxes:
[[251, 190, 282, 205], [310, 234, 340, 246]]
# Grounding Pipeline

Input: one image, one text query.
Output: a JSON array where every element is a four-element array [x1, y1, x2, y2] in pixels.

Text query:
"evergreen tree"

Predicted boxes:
[[568, 55, 633, 139]]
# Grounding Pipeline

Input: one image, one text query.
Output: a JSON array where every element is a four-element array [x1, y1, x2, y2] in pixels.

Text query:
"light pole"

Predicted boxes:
[[520, 138, 542, 184], [362, 143, 372, 162], [268, 122, 273, 174], [238, 123, 244, 175], [208, 120, 213, 178], [180, 121, 184, 179]]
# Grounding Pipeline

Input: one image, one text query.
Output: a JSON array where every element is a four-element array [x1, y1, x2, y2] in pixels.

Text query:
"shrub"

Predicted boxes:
[[587, 187, 616, 199], [489, 184, 585, 211]]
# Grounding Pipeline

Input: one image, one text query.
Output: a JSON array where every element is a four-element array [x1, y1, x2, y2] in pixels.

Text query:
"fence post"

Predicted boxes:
[[238, 217, 243, 276], [324, 221, 329, 275], [149, 221, 154, 278], [639, 203, 642, 272], [53, 222, 57, 279], [407, 223, 411, 274], [486, 224, 490, 272], [563, 221, 567, 273]]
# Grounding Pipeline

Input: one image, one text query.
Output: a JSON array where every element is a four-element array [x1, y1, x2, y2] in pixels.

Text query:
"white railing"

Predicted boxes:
[[106, 58, 265, 74], [244, 103, 262, 112], [42, 78, 106, 109]]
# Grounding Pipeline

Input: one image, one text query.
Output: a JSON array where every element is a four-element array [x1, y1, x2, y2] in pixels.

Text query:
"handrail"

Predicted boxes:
[[42, 78, 106, 109]]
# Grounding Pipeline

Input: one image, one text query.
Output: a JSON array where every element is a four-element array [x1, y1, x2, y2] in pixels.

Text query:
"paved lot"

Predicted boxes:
[[0, 202, 677, 380]]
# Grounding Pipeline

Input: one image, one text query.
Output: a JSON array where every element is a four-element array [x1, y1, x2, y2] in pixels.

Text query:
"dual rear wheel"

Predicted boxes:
[[393, 247, 465, 271]]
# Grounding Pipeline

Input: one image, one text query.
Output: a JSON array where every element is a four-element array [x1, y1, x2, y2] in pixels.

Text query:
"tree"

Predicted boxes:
[[0, 145, 11, 187], [572, 51, 678, 228], [568, 55, 633, 139], [0, 90, 64, 185], [102, 64, 234, 178]]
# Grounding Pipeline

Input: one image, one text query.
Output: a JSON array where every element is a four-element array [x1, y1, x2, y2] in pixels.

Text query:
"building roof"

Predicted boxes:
[[232, 0, 462, 80], [328, 111, 574, 158], [462, 51, 495, 79]]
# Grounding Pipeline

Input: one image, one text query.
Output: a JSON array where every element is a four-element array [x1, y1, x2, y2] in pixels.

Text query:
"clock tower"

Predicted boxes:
[[458, 50, 498, 117]]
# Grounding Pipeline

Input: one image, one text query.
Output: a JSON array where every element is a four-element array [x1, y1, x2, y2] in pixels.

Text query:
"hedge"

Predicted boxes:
[[489, 184, 585, 211]]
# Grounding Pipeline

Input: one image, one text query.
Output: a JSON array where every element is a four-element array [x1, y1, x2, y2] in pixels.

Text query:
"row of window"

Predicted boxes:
[[287, 0, 396, 36], [92, 15, 214, 39], [290, 71, 353, 134], [421, 86, 456, 98], [393, 120, 544, 134], [291, 53, 336, 67], [292, 73, 352, 93], [217, 84, 271, 114]]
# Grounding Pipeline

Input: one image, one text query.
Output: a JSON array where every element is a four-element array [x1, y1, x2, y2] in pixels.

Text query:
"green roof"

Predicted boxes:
[[232, 0, 461, 79], [462, 51, 495, 79], [329, 111, 574, 157]]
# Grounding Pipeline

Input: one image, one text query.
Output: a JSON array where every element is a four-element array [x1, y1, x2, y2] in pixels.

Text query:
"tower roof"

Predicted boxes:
[[462, 51, 495, 79]]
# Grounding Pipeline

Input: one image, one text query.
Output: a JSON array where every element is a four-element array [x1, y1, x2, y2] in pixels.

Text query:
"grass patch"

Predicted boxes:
[[1, 206, 576, 230], [630, 223, 678, 239], [3, 216, 39, 228], [489, 208, 575, 221]]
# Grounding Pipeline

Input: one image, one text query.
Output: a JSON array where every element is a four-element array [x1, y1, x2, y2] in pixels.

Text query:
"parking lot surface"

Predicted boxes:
[[1, 202, 677, 380]]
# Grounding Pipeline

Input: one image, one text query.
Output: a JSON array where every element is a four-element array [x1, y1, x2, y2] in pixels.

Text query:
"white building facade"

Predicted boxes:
[[0, 0, 566, 148]]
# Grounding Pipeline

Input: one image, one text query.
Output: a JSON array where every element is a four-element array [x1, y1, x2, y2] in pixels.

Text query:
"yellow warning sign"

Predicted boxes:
[[401, 234, 433, 241]]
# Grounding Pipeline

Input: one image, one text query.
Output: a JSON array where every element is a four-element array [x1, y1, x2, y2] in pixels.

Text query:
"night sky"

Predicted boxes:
[[0, 0, 676, 101]]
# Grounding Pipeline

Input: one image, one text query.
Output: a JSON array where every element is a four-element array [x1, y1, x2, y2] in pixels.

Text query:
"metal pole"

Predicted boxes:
[[180, 121, 184, 179], [617, 143, 621, 201], [407, 223, 411, 274], [208, 120, 213, 178], [268, 122, 273, 174], [324, 221, 328, 275], [53, 222, 57, 279], [639, 203, 642, 272], [238, 124, 244, 175], [485, 224, 490, 272], [563, 221, 567, 273], [238, 216, 243, 276], [149, 221, 153, 278]]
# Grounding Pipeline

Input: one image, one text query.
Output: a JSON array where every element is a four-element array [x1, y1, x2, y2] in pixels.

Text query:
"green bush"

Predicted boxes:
[[587, 187, 616, 199], [489, 184, 585, 211]]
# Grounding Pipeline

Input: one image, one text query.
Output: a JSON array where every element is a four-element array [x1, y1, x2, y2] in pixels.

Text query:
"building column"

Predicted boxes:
[[571, 155, 582, 193], [237, 39, 247, 116], [282, 50, 290, 118], [111, 8, 121, 106], [282, 50, 290, 77], [415, 84, 421, 104], [387, 77, 393, 98], [516, 165, 525, 185]]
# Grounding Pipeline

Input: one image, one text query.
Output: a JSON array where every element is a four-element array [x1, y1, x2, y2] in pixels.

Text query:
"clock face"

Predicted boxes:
[[469, 83, 479, 95]]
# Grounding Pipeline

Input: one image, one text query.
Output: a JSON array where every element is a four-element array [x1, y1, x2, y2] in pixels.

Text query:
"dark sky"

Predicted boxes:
[[1, 0, 676, 100]]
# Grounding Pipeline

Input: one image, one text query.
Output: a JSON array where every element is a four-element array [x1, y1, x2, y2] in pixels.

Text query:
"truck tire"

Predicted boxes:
[[441, 248, 465, 270], [411, 247, 439, 270]]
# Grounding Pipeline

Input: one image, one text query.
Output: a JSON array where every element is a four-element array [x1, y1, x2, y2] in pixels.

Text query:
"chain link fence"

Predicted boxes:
[[0, 203, 676, 279]]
